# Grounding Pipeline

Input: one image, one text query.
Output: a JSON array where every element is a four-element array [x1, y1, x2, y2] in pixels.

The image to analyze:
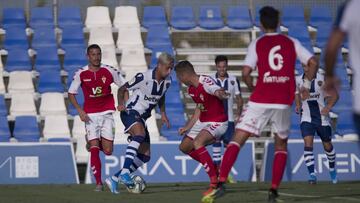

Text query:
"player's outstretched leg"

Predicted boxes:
[[268, 149, 287, 203], [304, 146, 317, 184]]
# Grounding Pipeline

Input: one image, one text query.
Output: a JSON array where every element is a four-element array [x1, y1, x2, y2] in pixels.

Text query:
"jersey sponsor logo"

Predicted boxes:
[[84, 79, 91, 82], [309, 93, 320, 99], [91, 87, 103, 97], [144, 95, 159, 103], [268, 45, 284, 71], [263, 71, 290, 83]]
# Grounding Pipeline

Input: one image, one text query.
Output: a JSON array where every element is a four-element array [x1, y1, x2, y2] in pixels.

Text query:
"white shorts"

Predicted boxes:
[[236, 104, 291, 139], [187, 120, 228, 140], [85, 113, 115, 141]]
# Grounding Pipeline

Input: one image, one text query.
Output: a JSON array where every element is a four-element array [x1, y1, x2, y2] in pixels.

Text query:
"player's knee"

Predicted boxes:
[[179, 143, 191, 154], [103, 147, 113, 155]]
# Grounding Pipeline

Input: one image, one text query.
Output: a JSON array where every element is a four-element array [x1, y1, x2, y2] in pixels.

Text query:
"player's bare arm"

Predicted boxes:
[[159, 96, 170, 128], [236, 95, 244, 117], [178, 107, 201, 135], [242, 66, 254, 91], [321, 88, 339, 116], [295, 94, 302, 114], [324, 29, 346, 93], [68, 93, 90, 122], [117, 84, 128, 111], [300, 58, 319, 100]]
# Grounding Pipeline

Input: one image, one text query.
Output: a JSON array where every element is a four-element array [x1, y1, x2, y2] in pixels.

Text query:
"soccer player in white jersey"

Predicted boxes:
[[324, 0, 360, 135], [203, 7, 318, 203], [295, 65, 339, 184], [68, 44, 125, 191], [211, 55, 243, 183], [105, 53, 174, 194]]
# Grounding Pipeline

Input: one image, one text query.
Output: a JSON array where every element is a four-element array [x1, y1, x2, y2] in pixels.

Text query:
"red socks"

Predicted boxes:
[[90, 146, 102, 185], [271, 150, 288, 189], [219, 142, 240, 183], [192, 146, 218, 185]]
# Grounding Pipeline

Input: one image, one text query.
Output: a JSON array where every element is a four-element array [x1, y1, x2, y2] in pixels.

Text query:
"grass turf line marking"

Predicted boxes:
[[332, 197, 360, 202], [257, 191, 320, 198]]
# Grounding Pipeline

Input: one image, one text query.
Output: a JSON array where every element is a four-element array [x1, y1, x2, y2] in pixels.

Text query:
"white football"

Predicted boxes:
[[127, 175, 146, 194]]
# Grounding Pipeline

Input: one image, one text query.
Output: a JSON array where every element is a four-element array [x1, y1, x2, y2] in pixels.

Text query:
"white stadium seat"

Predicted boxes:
[[85, 6, 112, 29], [120, 48, 147, 72], [43, 115, 71, 140], [124, 69, 141, 81], [113, 6, 140, 28], [10, 93, 37, 116], [111, 83, 119, 107], [72, 115, 86, 141], [39, 92, 67, 116], [116, 26, 144, 50], [0, 72, 5, 94], [8, 71, 34, 94], [100, 44, 119, 69], [88, 26, 115, 47]]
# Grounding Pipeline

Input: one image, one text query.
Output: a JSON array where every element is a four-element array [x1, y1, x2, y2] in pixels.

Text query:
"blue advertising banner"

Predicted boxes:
[[85, 141, 256, 183], [261, 140, 360, 181], [0, 143, 79, 184]]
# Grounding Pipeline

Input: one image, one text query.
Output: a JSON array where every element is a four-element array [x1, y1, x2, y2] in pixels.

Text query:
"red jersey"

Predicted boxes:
[[188, 75, 227, 122], [243, 33, 313, 109], [68, 64, 124, 114]]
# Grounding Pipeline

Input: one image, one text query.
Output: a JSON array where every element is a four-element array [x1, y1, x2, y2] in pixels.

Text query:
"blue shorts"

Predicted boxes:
[[220, 121, 235, 145], [120, 110, 150, 143], [300, 122, 332, 142]]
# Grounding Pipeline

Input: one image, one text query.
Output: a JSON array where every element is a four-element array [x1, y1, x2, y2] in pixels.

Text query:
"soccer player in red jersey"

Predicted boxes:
[[203, 6, 318, 203], [68, 44, 124, 191], [174, 61, 229, 201]]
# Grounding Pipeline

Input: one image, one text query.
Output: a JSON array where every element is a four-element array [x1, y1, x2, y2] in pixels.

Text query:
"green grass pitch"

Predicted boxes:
[[1, 182, 360, 203]]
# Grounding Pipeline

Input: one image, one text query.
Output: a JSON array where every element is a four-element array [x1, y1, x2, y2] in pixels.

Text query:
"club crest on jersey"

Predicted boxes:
[[231, 80, 235, 85], [200, 94, 204, 101], [318, 81, 323, 87], [102, 76, 106, 84]]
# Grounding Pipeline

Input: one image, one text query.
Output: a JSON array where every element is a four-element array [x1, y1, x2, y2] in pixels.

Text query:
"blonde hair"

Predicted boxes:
[[158, 52, 174, 66]]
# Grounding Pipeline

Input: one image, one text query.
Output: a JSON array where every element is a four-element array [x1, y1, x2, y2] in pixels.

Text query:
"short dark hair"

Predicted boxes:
[[259, 6, 279, 30], [215, 55, 228, 65], [174, 60, 195, 74], [87, 44, 101, 54]]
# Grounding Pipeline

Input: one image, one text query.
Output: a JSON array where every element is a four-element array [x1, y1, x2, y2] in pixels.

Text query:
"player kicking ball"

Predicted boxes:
[[295, 66, 339, 184], [203, 6, 318, 203], [174, 61, 229, 202], [105, 53, 174, 194]]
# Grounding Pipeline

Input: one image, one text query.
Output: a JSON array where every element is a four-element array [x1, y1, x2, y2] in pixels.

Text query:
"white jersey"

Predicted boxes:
[[212, 73, 241, 122], [125, 69, 171, 120], [296, 73, 330, 126]]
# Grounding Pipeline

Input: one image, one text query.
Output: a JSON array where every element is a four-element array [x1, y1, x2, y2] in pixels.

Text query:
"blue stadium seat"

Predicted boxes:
[[150, 45, 175, 68], [314, 23, 332, 49], [287, 24, 311, 45], [335, 66, 351, 90], [2, 8, 27, 29], [142, 6, 168, 28], [63, 47, 87, 72], [13, 116, 40, 142], [170, 6, 196, 30], [38, 70, 64, 93], [336, 111, 357, 136], [281, 6, 305, 27], [199, 6, 224, 30], [0, 116, 11, 142], [0, 95, 7, 116], [5, 49, 32, 72], [32, 26, 57, 48], [68, 88, 84, 116], [60, 25, 85, 47], [332, 90, 353, 113], [58, 7, 83, 27], [35, 47, 61, 72], [3, 26, 29, 50], [30, 7, 54, 28], [227, 6, 252, 29], [145, 25, 172, 49], [309, 6, 332, 27]]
